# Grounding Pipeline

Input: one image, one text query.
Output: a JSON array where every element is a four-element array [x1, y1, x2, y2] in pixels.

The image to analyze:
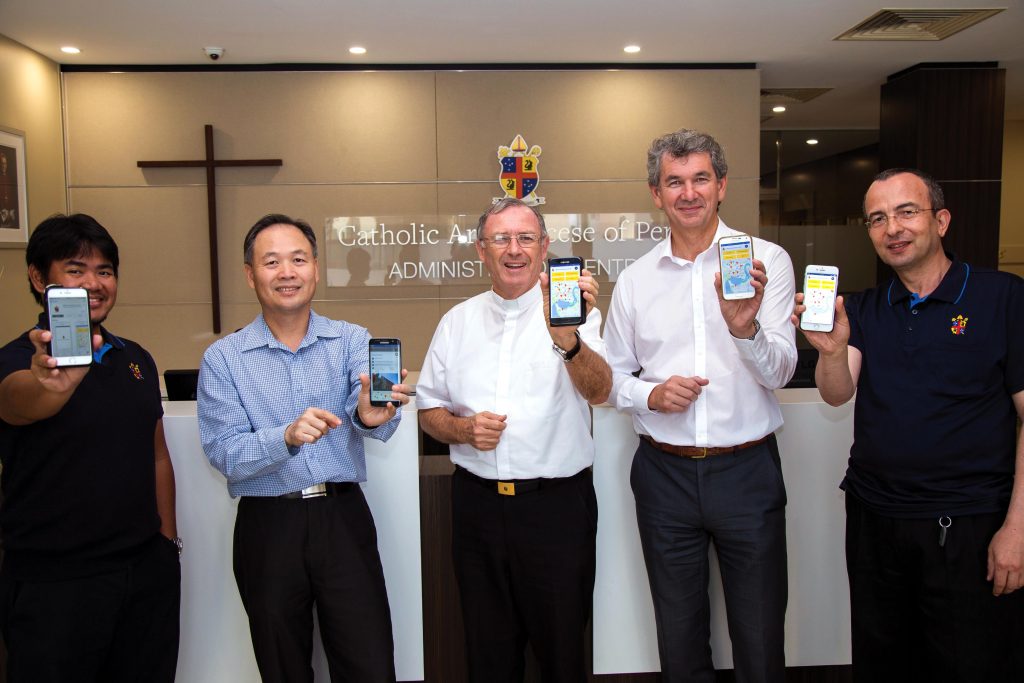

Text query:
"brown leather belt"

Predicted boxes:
[[640, 434, 769, 459]]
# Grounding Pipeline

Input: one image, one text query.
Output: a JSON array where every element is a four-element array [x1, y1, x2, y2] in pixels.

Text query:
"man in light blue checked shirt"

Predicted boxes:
[[198, 213, 412, 683]]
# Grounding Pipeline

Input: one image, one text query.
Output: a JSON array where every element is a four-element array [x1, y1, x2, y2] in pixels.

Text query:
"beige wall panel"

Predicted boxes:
[[436, 70, 760, 182], [68, 187, 211, 303], [70, 183, 440, 304], [1000, 120, 1024, 273], [63, 71, 438, 185], [313, 299, 445, 371], [436, 179, 653, 215], [0, 35, 66, 343], [103, 303, 221, 372]]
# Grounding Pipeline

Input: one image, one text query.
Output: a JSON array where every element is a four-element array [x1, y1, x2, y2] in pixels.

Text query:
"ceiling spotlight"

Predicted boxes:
[[349, 46, 367, 55], [806, 138, 819, 145], [623, 45, 641, 54], [772, 105, 786, 113], [60, 46, 81, 54]]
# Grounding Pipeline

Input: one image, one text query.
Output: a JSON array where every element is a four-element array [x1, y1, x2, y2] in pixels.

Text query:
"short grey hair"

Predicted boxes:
[[476, 198, 547, 240], [865, 168, 946, 215], [647, 129, 728, 186]]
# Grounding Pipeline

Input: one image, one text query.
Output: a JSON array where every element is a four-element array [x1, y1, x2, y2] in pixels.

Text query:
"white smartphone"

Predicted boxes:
[[718, 234, 755, 300], [43, 286, 93, 366], [800, 265, 840, 333]]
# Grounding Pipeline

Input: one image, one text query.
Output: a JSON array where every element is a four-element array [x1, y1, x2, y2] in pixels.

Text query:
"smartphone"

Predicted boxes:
[[547, 257, 586, 327], [368, 338, 402, 407], [717, 235, 755, 300], [800, 265, 840, 333], [43, 286, 93, 367]]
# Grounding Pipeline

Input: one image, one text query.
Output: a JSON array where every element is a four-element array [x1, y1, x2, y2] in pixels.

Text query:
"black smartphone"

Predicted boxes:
[[43, 285, 93, 367], [547, 257, 586, 327], [368, 338, 402, 407]]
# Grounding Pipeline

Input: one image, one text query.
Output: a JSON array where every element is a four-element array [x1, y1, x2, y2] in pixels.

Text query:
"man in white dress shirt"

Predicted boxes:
[[417, 198, 612, 683], [604, 129, 797, 683]]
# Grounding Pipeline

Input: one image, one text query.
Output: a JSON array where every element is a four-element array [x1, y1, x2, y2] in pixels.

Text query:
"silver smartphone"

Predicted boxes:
[[44, 286, 93, 366]]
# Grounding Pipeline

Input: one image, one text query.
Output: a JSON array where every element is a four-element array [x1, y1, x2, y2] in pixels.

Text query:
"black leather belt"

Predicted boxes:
[[278, 482, 357, 499], [455, 466, 585, 496]]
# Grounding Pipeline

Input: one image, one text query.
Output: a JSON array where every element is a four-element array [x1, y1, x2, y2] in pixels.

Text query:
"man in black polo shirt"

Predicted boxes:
[[794, 168, 1024, 681], [0, 214, 180, 683]]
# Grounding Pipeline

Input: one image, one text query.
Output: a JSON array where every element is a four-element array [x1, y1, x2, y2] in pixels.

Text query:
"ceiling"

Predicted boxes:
[[1, 0, 1022, 131]]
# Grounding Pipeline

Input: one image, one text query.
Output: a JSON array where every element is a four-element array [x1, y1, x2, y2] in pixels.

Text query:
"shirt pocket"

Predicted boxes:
[[518, 356, 565, 418]]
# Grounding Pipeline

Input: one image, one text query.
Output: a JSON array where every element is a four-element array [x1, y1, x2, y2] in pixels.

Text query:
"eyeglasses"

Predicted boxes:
[[864, 208, 937, 229], [479, 233, 545, 248]]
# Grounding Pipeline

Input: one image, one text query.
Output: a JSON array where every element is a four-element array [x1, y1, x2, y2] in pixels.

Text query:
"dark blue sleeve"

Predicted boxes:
[[1005, 275, 1024, 396], [0, 332, 34, 384]]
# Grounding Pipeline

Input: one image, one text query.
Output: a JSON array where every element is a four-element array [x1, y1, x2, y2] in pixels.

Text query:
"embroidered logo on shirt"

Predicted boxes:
[[950, 314, 968, 336], [129, 362, 144, 380]]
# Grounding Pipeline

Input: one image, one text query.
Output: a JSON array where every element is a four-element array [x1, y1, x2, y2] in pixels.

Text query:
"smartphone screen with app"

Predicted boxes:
[[718, 235, 755, 300], [800, 265, 840, 333], [368, 338, 402, 407], [548, 257, 586, 327], [44, 286, 93, 367]]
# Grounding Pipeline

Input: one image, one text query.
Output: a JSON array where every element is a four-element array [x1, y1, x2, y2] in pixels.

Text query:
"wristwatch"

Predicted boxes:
[[171, 536, 183, 556], [743, 318, 761, 341], [552, 331, 583, 362]]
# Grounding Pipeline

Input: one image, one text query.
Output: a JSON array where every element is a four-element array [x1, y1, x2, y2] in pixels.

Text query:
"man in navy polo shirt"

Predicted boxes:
[[0, 214, 180, 682], [795, 168, 1024, 681]]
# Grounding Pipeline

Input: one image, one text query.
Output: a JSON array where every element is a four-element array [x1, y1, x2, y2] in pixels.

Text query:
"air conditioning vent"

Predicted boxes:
[[835, 8, 1004, 41]]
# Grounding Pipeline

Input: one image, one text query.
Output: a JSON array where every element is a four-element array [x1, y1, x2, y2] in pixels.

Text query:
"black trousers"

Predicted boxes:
[[845, 493, 1024, 683], [451, 466, 598, 683], [0, 534, 181, 683], [631, 436, 788, 683], [233, 487, 395, 683]]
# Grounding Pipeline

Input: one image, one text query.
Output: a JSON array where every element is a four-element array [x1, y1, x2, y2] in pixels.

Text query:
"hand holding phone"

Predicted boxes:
[[717, 235, 755, 300], [368, 338, 403, 407], [43, 286, 93, 367], [547, 257, 587, 327], [800, 265, 839, 333]]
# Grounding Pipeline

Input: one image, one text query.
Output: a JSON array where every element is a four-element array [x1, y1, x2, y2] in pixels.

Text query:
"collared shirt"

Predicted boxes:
[[416, 283, 605, 480], [197, 310, 400, 498], [844, 255, 1024, 517], [604, 220, 797, 447]]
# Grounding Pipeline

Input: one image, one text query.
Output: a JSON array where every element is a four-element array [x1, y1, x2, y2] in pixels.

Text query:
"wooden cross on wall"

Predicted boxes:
[[138, 124, 282, 333]]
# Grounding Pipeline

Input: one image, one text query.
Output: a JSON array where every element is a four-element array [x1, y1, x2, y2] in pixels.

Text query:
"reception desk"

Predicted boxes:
[[163, 389, 853, 681], [163, 401, 424, 682]]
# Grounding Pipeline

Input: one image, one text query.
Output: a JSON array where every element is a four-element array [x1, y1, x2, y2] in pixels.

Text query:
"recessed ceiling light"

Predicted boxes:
[[349, 46, 367, 55], [772, 105, 786, 113], [623, 45, 641, 54], [806, 138, 819, 145], [61, 46, 81, 54]]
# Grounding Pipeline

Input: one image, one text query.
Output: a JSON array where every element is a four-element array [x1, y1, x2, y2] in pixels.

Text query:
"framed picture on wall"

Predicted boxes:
[[0, 127, 29, 247]]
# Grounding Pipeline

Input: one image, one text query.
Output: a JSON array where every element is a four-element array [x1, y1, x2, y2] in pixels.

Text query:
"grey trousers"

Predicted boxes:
[[631, 435, 788, 683]]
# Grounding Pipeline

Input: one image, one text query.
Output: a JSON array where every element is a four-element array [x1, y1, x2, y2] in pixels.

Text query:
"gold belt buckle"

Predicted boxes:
[[692, 447, 708, 459], [498, 481, 516, 496]]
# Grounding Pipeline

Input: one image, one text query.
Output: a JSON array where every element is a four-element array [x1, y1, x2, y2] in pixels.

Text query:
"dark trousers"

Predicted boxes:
[[845, 493, 1024, 683], [631, 436, 788, 683], [0, 534, 181, 683], [451, 466, 598, 683], [233, 487, 395, 683]]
